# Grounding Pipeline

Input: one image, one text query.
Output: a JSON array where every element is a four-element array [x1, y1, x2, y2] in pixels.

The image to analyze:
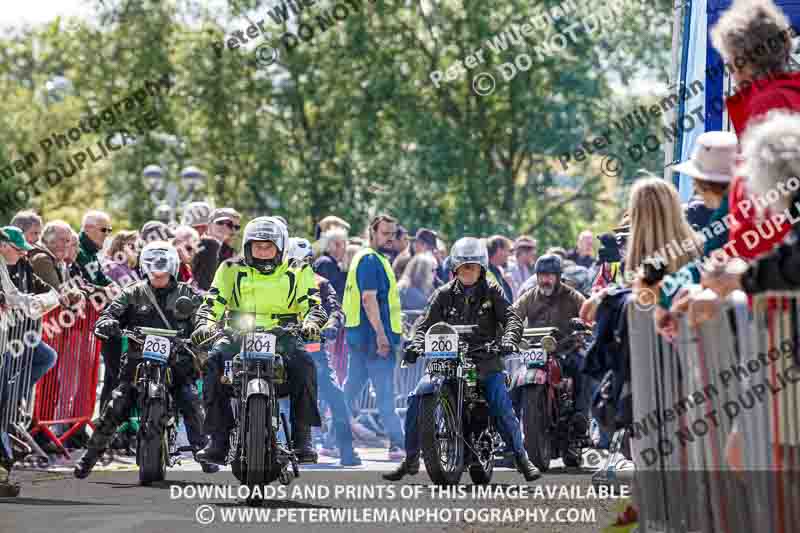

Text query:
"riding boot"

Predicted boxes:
[[73, 447, 103, 479], [292, 426, 318, 464], [193, 447, 220, 473], [382, 455, 419, 481], [196, 432, 229, 465], [514, 450, 541, 482]]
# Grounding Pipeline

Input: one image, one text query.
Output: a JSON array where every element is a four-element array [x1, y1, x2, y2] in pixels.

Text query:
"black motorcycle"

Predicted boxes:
[[415, 322, 507, 486], [208, 316, 303, 497], [508, 323, 592, 472], [121, 325, 195, 485]]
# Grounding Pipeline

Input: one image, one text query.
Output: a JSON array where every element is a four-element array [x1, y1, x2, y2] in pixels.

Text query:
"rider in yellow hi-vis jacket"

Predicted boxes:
[[192, 217, 328, 464]]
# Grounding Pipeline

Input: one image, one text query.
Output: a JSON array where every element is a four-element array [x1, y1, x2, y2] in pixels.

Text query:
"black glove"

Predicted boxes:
[[403, 346, 421, 365], [499, 342, 518, 356], [191, 324, 216, 347], [95, 319, 121, 339]]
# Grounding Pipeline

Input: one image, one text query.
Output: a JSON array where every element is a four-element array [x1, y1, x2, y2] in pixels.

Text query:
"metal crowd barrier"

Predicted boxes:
[[628, 290, 800, 533], [0, 308, 44, 462], [30, 301, 102, 458]]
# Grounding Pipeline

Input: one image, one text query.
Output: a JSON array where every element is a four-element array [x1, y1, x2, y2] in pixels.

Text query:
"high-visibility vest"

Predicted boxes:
[[342, 248, 402, 334]]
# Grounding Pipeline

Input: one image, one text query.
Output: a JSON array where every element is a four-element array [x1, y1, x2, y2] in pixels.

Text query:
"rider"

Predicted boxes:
[[192, 217, 327, 464], [285, 237, 361, 466], [383, 237, 540, 482], [511, 253, 589, 414], [74, 241, 219, 478]]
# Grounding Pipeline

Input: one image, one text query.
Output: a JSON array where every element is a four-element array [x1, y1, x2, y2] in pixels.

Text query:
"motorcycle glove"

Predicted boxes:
[[191, 324, 216, 347], [403, 347, 422, 365], [96, 319, 121, 339], [301, 321, 321, 341], [500, 342, 518, 356]]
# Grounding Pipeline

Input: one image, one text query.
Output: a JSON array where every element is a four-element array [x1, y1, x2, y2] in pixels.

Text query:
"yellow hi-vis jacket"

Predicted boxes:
[[342, 248, 402, 334]]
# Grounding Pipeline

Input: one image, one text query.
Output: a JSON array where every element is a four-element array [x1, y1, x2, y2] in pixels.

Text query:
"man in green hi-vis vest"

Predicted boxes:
[[342, 214, 405, 461]]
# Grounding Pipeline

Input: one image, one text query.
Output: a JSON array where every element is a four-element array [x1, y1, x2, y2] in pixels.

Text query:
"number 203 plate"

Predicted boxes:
[[143, 335, 171, 364]]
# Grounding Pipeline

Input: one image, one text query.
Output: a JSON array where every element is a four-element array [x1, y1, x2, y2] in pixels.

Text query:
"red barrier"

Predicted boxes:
[[31, 301, 102, 458]]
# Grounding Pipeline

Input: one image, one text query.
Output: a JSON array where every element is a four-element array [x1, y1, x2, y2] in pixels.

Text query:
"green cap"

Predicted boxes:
[[1, 226, 34, 251]]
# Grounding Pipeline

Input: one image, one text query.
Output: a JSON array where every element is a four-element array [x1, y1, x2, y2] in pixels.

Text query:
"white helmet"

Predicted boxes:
[[242, 216, 289, 274], [140, 240, 180, 279], [449, 237, 488, 273], [286, 237, 313, 263]]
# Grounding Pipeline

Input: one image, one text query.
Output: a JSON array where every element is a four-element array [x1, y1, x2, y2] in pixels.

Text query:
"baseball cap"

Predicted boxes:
[[415, 228, 438, 249], [211, 207, 241, 224], [140, 221, 175, 243], [1, 226, 33, 251]]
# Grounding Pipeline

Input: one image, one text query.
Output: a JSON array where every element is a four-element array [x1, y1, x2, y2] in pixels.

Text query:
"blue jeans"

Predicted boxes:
[[343, 340, 403, 448], [404, 371, 524, 459], [310, 348, 355, 455], [30, 342, 58, 387]]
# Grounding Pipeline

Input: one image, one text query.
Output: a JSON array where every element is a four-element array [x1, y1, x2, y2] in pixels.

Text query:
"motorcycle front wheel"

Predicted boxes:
[[244, 395, 269, 499], [138, 400, 167, 485], [420, 387, 463, 486], [522, 385, 553, 472]]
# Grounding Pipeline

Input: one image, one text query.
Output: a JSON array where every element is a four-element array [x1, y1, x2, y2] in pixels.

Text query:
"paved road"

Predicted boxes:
[[0, 448, 632, 533]]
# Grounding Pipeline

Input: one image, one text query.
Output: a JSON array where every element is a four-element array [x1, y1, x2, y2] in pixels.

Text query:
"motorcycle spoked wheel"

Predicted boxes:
[[420, 387, 464, 486], [522, 385, 553, 473], [137, 400, 167, 485]]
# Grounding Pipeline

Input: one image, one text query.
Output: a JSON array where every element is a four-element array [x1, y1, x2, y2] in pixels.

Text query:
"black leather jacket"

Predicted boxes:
[[409, 275, 522, 377], [95, 278, 201, 363]]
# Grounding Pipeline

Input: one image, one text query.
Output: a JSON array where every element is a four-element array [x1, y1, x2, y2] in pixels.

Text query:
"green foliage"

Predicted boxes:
[[0, 0, 674, 249]]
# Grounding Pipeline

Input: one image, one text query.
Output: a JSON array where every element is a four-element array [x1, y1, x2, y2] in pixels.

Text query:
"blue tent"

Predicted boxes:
[[672, 0, 800, 200]]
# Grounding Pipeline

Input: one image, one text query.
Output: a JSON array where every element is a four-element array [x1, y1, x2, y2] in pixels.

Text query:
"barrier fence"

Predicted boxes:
[[31, 301, 102, 458], [0, 308, 41, 463], [628, 290, 800, 533]]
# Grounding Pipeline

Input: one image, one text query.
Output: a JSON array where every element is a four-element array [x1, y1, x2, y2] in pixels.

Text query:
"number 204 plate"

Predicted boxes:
[[242, 333, 277, 360]]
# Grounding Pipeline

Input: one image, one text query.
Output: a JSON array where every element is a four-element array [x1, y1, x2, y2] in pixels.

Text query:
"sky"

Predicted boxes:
[[0, 0, 97, 27]]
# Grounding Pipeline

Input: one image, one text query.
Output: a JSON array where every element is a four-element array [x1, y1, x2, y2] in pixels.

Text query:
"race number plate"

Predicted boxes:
[[142, 335, 171, 364], [425, 333, 458, 358], [524, 349, 547, 368], [242, 333, 277, 360]]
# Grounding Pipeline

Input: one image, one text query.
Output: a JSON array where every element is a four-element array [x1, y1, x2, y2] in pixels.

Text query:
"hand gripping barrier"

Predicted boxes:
[[628, 290, 800, 533], [30, 300, 102, 459]]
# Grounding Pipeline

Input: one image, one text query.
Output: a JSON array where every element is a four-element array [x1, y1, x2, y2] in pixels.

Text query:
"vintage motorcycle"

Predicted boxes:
[[208, 314, 305, 498], [416, 322, 509, 486], [508, 322, 593, 472]]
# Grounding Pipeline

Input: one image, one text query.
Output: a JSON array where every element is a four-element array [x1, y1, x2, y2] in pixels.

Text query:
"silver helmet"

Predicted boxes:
[[286, 237, 313, 263], [140, 240, 180, 279], [449, 237, 488, 273], [242, 216, 289, 274]]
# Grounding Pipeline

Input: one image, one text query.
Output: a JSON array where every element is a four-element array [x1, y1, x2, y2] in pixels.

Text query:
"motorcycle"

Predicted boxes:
[[508, 322, 592, 472], [120, 325, 194, 485], [209, 315, 302, 498], [414, 322, 507, 486]]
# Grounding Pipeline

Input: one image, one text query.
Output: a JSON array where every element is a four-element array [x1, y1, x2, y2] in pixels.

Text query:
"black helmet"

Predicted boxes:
[[535, 253, 562, 275]]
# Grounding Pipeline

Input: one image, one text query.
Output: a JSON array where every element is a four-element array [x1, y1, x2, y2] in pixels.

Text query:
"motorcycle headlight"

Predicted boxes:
[[238, 313, 256, 330], [541, 336, 557, 353]]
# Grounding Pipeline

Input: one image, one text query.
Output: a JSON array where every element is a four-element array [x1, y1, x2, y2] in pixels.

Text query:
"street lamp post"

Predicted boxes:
[[142, 164, 207, 224]]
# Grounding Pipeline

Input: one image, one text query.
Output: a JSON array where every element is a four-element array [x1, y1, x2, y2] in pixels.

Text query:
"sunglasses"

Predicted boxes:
[[96, 226, 113, 234], [215, 220, 241, 231]]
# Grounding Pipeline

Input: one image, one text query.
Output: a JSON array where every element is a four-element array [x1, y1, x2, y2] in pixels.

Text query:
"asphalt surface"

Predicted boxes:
[[0, 448, 632, 533]]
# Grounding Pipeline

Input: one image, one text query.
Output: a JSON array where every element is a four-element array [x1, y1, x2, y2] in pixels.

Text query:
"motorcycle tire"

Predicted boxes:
[[420, 388, 463, 486], [564, 448, 582, 468], [522, 385, 552, 473], [138, 401, 167, 486], [245, 395, 269, 497]]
